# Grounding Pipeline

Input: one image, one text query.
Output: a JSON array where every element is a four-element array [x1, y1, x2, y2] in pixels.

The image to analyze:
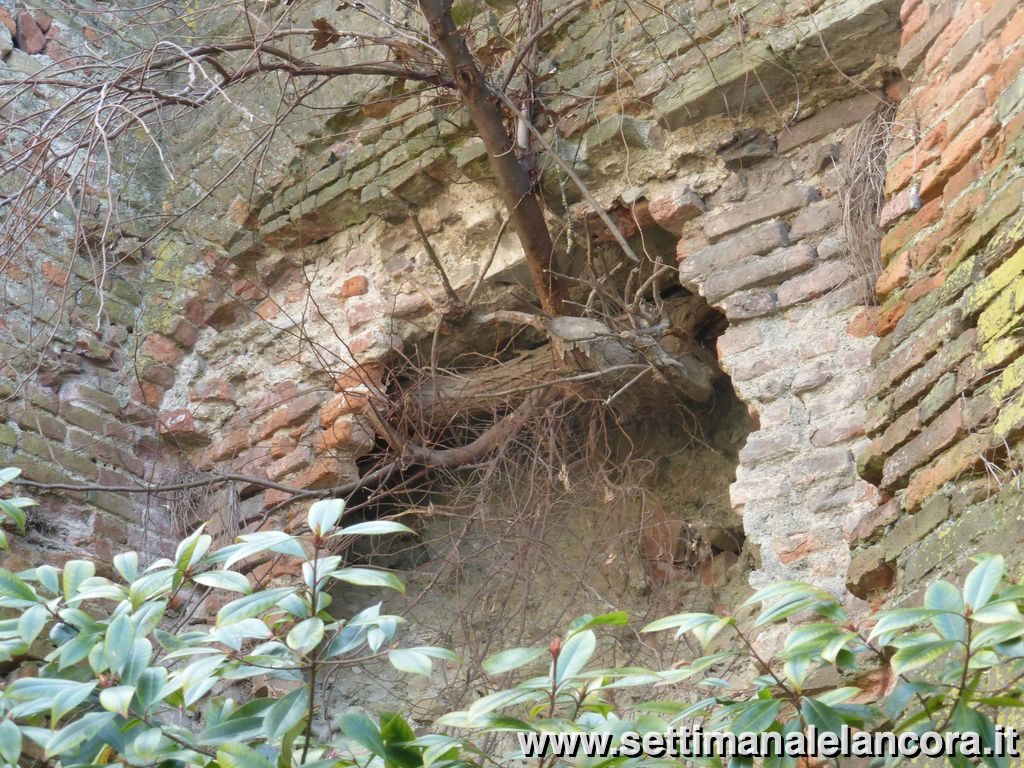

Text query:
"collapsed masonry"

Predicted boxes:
[[0, 0, 1021, 648]]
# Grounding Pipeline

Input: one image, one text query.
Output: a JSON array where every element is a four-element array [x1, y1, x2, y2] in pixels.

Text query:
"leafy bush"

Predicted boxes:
[[0, 487, 454, 767], [440, 556, 1024, 767], [0, 468, 34, 551], [2, 471, 1023, 768]]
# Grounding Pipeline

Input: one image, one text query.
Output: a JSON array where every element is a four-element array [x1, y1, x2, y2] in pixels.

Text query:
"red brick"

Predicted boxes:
[[924, 4, 980, 73], [875, 252, 911, 300], [999, 8, 1024, 49], [130, 380, 166, 409], [205, 429, 250, 463], [189, 378, 233, 403], [157, 408, 207, 445], [255, 299, 279, 320], [946, 88, 988, 138], [852, 499, 899, 544], [648, 183, 705, 235], [267, 447, 312, 481], [313, 419, 373, 455], [140, 334, 183, 366], [346, 300, 384, 331], [882, 400, 965, 490], [0, 8, 14, 35], [337, 275, 369, 299], [256, 392, 322, 440], [902, 432, 994, 511], [294, 457, 355, 490], [901, 0, 931, 45], [41, 262, 70, 286], [920, 110, 1000, 200], [169, 318, 200, 349], [848, 307, 880, 338], [942, 157, 983, 205], [984, 42, 1024, 103], [15, 11, 45, 54], [333, 363, 385, 393]]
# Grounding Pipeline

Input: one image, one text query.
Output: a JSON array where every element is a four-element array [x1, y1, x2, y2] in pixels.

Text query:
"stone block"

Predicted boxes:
[[703, 186, 820, 242], [777, 260, 852, 307], [680, 220, 789, 282], [777, 92, 882, 153], [704, 244, 817, 304], [882, 400, 965, 491], [647, 183, 705, 235]]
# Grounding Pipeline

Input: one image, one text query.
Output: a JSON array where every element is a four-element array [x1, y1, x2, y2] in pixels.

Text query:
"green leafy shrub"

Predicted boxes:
[[0, 489, 454, 767], [2, 470, 1023, 768], [0, 468, 35, 551]]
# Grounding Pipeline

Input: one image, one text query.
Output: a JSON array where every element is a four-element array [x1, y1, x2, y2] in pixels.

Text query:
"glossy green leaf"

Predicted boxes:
[[100, 685, 136, 716], [286, 617, 324, 655], [727, 700, 781, 733], [389, 648, 433, 676], [61, 560, 95, 601], [891, 640, 958, 675], [335, 520, 413, 537], [555, 629, 596, 685], [964, 554, 1004, 610], [801, 697, 844, 734], [18, 603, 47, 644], [217, 742, 275, 768], [194, 569, 252, 594], [0, 568, 37, 602], [45, 711, 115, 757], [482, 647, 547, 675], [217, 587, 294, 626], [308, 498, 345, 535], [263, 687, 308, 741], [114, 552, 139, 582], [104, 614, 137, 675], [327, 567, 405, 592], [0, 719, 22, 764]]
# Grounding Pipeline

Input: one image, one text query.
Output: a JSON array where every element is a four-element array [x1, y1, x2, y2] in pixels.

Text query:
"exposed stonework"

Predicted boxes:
[[2, 0, 1020, 626], [849, 0, 1024, 600]]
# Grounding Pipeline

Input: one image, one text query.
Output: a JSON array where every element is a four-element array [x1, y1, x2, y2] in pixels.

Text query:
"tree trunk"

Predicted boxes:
[[418, 0, 567, 316]]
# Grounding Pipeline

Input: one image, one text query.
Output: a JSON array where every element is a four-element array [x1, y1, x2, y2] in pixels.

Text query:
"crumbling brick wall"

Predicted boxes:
[[849, 0, 1024, 600]]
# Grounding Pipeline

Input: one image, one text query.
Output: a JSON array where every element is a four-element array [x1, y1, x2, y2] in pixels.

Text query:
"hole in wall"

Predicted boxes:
[[326, 283, 755, 715]]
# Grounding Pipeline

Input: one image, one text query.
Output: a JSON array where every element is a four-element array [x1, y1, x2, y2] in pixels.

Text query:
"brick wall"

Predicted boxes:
[[848, 0, 1024, 600], [0, 2, 182, 570], [130, 0, 904, 604]]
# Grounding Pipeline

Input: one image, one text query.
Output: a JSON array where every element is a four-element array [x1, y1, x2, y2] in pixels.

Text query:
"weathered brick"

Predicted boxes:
[[18, 433, 98, 480], [680, 220, 789, 282], [789, 199, 841, 241], [140, 334, 184, 366], [337, 275, 369, 298], [647, 182, 705, 234], [776, 92, 881, 153], [920, 109, 1000, 200], [859, 404, 923, 483], [882, 400, 965, 490], [0, 424, 16, 447], [721, 288, 778, 320], [13, 409, 66, 442], [703, 186, 819, 242], [87, 490, 138, 520], [67, 428, 146, 477], [267, 447, 312, 482], [902, 431, 995, 511], [847, 544, 895, 597], [810, 409, 865, 447], [157, 408, 208, 446], [738, 427, 803, 468], [777, 260, 852, 307], [205, 429, 250, 463], [852, 499, 899, 544], [704, 244, 817, 303], [257, 392, 322, 441]]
